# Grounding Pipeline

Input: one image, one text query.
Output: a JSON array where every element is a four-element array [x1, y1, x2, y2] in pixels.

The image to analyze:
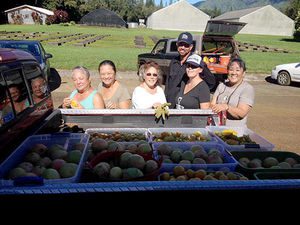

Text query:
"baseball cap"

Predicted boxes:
[[186, 54, 205, 68], [177, 32, 193, 45]]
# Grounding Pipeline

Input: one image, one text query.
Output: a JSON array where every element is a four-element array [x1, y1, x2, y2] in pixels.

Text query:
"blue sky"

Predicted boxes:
[[154, 0, 202, 5]]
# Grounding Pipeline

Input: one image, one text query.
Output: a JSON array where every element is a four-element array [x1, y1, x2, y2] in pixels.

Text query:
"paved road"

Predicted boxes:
[[52, 70, 300, 153]]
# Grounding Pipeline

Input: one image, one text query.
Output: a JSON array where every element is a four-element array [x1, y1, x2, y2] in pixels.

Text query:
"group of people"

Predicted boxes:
[[62, 31, 254, 127]]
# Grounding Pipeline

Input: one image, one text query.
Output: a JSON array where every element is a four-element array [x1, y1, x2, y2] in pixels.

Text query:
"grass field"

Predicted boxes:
[[0, 24, 299, 73]]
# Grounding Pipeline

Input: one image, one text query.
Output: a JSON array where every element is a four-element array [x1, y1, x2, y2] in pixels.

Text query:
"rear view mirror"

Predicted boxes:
[[48, 68, 61, 92], [45, 53, 53, 60]]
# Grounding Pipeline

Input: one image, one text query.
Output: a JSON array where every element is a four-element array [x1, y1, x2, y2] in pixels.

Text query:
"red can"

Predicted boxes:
[[218, 110, 227, 125]]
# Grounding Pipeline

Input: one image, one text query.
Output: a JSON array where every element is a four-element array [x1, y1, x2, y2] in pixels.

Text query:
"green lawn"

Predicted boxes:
[[1, 24, 299, 73]]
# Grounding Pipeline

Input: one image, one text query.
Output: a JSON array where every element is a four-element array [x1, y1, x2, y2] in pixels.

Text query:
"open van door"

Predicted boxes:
[[204, 20, 246, 37]]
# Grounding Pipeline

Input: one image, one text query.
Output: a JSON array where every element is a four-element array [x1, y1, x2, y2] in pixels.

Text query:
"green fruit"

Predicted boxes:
[[42, 168, 60, 179], [263, 157, 279, 168], [144, 160, 158, 173], [59, 163, 78, 178], [91, 138, 108, 153], [109, 167, 123, 179], [8, 167, 27, 179], [125, 168, 144, 179], [66, 150, 82, 164], [93, 162, 110, 178], [127, 154, 145, 170], [181, 151, 195, 162]]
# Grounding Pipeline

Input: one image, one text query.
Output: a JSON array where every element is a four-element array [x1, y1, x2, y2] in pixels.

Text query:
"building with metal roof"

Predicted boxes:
[[147, 0, 210, 32], [5, 5, 54, 25], [213, 5, 294, 36]]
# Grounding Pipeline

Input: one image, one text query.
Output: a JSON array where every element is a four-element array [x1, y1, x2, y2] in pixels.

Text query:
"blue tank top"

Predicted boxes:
[[69, 89, 98, 109]]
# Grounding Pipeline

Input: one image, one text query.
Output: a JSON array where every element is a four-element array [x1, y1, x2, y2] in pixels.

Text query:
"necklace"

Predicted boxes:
[[218, 80, 243, 104]]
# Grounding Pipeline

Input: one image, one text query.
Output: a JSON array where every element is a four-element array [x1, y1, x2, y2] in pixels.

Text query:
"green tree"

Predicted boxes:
[[285, 0, 300, 20], [159, 0, 163, 8], [294, 9, 300, 40]]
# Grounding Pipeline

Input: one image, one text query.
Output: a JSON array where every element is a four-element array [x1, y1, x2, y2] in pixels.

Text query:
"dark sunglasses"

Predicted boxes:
[[146, 73, 158, 77], [186, 63, 198, 69], [177, 42, 190, 48]]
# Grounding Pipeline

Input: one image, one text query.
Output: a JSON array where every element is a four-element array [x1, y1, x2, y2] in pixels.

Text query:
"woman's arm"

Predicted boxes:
[[94, 93, 105, 109], [200, 102, 210, 109], [118, 99, 131, 109], [211, 102, 252, 119]]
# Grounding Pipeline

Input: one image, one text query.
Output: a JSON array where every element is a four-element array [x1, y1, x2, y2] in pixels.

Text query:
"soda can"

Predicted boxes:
[[218, 110, 227, 125]]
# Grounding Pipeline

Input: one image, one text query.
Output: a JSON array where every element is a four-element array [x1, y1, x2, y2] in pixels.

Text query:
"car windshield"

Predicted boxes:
[[0, 42, 42, 64]]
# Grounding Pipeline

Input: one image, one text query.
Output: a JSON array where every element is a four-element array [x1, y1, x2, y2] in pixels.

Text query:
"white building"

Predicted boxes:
[[213, 5, 294, 36], [147, 0, 210, 32], [5, 5, 54, 25]]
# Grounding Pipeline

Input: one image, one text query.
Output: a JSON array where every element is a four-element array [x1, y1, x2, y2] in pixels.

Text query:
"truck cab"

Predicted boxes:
[[0, 48, 61, 163], [137, 20, 246, 83]]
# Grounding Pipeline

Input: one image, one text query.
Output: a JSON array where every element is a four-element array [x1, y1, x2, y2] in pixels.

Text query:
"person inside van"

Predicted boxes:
[[0, 85, 14, 126], [8, 83, 28, 113], [31, 76, 48, 104]]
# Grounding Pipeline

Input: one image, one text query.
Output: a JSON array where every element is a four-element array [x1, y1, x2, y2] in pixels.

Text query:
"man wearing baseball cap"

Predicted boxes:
[[165, 31, 216, 108]]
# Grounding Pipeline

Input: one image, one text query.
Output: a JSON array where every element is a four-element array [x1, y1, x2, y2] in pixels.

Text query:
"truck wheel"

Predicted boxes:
[[277, 71, 291, 86]]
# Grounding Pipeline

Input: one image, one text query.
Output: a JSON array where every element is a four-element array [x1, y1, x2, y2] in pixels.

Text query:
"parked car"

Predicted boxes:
[[0, 40, 61, 90], [271, 62, 300, 86], [137, 20, 246, 84]]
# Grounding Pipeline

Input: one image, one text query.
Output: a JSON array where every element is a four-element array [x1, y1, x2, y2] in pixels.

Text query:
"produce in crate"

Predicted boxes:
[[214, 129, 256, 145], [89, 131, 146, 142], [153, 131, 209, 142], [159, 166, 248, 181], [6, 142, 84, 180], [87, 151, 161, 181]]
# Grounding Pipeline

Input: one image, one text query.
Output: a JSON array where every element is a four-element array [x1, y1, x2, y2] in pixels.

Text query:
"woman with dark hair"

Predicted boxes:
[[8, 83, 27, 113], [98, 60, 131, 109], [211, 58, 255, 127], [175, 54, 210, 110], [62, 66, 105, 109], [132, 61, 167, 109]]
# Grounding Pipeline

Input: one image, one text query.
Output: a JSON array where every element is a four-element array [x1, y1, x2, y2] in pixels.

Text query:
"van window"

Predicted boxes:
[[152, 41, 166, 54], [3, 69, 30, 114], [0, 76, 14, 126]]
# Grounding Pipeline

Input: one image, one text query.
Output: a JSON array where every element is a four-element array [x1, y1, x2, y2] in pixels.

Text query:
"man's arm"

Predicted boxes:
[[200, 65, 216, 91]]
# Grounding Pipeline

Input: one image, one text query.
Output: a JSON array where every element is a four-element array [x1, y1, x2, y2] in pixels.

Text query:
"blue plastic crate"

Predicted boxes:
[[153, 142, 238, 172], [206, 126, 275, 151], [0, 133, 90, 186]]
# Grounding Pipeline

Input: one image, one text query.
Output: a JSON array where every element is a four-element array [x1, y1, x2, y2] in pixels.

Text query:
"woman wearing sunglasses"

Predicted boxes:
[[132, 61, 167, 109], [175, 54, 211, 109]]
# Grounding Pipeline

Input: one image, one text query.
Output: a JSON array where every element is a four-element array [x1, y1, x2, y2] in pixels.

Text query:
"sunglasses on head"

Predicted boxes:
[[177, 42, 190, 48], [186, 63, 198, 69], [146, 73, 158, 77]]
